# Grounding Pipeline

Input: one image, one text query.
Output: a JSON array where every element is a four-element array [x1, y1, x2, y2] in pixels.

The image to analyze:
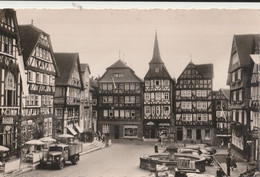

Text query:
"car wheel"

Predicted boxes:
[[59, 161, 64, 170]]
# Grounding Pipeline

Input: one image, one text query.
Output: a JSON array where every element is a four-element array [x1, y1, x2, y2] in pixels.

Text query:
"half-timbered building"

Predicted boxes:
[[227, 34, 259, 161], [249, 54, 259, 164], [143, 33, 174, 139], [19, 24, 59, 141], [213, 88, 231, 146], [80, 63, 91, 132], [175, 62, 214, 145], [90, 77, 99, 133], [98, 59, 143, 139], [53, 53, 83, 137], [0, 9, 26, 153]]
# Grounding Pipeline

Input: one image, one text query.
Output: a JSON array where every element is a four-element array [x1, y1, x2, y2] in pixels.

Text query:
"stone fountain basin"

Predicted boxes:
[[140, 153, 206, 172]]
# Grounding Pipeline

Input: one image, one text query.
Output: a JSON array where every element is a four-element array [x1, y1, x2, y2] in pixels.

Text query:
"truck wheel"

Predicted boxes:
[[58, 161, 64, 170], [72, 156, 78, 165]]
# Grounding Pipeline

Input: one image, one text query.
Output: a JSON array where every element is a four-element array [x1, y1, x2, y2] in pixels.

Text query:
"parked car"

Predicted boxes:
[[178, 148, 212, 165], [197, 144, 216, 155]]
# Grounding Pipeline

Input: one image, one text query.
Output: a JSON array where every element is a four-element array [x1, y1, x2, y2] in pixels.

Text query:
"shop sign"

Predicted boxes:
[[2, 117, 13, 124]]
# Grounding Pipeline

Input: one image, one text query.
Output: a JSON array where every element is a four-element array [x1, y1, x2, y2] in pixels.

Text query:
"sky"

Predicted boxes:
[[7, 3, 260, 90]]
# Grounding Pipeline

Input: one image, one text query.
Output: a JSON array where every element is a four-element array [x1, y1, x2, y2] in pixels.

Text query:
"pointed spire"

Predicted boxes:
[[149, 31, 164, 64]]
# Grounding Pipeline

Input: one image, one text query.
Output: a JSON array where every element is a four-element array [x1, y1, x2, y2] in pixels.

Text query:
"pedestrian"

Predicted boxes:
[[231, 154, 237, 171], [154, 143, 158, 153], [226, 154, 231, 176], [221, 139, 224, 147]]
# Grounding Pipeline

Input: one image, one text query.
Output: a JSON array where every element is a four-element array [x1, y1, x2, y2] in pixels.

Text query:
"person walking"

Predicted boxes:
[[231, 154, 237, 171], [154, 143, 158, 153], [226, 154, 231, 176]]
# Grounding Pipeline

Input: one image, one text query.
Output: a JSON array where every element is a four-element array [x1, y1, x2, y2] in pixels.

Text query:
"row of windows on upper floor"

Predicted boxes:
[[178, 79, 211, 86], [144, 92, 169, 101], [177, 90, 209, 98], [251, 86, 260, 101], [144, 105, 170, 115], [145, 80, 170, 87], [0, 35, 18, 57], [231, 69, 242, 84], [34, 46, 52, 62], [55, 107, 79, 117], [54, 87, 81, 99], [99, 83, 141, 91], [0, 16, 15, 32], [231, 89, 243, 102], [102, 95, 141, 104], [103, 109, 140, 118], [176, 113, 212, 122], [176, 101, 211, 110], [28, 57, 56, 73], [28, 70, 55, 86], [26, 94, 53, 106], [232, 110, 247, 125]]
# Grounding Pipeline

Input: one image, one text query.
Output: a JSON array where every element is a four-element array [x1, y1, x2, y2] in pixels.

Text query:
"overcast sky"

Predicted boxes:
[[15, 8, 260, 90]]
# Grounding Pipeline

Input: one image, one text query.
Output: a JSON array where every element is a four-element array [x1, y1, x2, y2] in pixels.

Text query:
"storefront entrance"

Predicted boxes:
[[177, 128, 183, 141], [114, 125, 119, 139]]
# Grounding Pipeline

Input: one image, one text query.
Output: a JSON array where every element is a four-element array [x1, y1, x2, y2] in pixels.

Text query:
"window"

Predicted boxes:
[[145, 80, 150, 87], [239, 90, 242, 101], [28, 71, 33, 82], [125, 96, 130, 103], [237, 69, 241, 80], [130, 96, 135, 103], [181, 90, 186, 97], [125, 110, 130, 118], [103, 110, 108, 117], [197, 114, 202, 121], [232, 72, 236, 83], [197, 90, 202, 97], [164, 106, 170, 115], [156, 106, 160, 115], [197, 102, 207, 110], [107, 84, 113, 91], [233, 91, 236, 101], [155, 80, 160, 86], [108, 96, 113, 103], [145, 106, 151, 114], [120, 110, 125, 117], [151, 93, 154, 100], [205, 129, 210, 140], [103, 96, 108, 103], [56, 108, 63, 116], [155, 92, 161, 100], [201, 90, 207, 97], [202, 114, 207, 121], [114, 110, 119, 117], [131, 110, 135, 117], [164, 80, 169, 87], [187, 129, 192, 139], [155, 67, 159, 73], [130, 84, 135, 91], [109, 110, 113, 117], [43, 74, 48, 84], [239, 111, 242, 123], [186, 90, 191, 97], [125, 84, 129, 90], [102, 124, 109, 134], [164, 92, 169, 100], [36, 73, 41, 83], [145, 93, 150, 100], [124, 125, 138, 138], [102, 84, 107, 90]]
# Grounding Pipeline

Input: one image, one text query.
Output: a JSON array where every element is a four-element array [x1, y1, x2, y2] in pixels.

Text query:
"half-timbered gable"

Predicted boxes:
[[19, 24, 59, 140], [98, 59, 143, 139], [143, 32, 174, 139], [0, 9, 25, 152], [175, 61, 214, 145], [213, 88, 231, 145], [227, 34, 259, 160], [54, 53, 83, 136]]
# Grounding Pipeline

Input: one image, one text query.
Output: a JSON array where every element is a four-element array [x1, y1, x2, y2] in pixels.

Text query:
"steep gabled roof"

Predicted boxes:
[[80, 63, 91, 74], [54, 53, 83, 87], [144, 65, 172, 80], [107, 59, 129, 69], [221, 88, 230, 100], [19, 24, 60, 76], [228, 34, 259, 73], [196, 63, 214, 78], [99, 59, 143, 83]]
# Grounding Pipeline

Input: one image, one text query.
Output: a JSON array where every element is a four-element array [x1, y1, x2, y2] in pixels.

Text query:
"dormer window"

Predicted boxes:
[[155, 67, 159, 73]]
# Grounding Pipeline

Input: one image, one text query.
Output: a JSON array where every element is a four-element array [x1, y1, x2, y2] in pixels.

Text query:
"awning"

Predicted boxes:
[[75, 125, 83, 133], [67, 126, 77, 136]]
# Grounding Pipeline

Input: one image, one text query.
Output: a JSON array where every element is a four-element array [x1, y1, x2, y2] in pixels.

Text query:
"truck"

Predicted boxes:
[[40, 143, 83, 169]]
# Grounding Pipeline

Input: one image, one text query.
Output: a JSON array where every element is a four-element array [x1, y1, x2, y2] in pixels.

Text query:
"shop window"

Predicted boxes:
[[120, 110, 124, 118], [131, 110, 135, 118], [124, 125, 138, 138]]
